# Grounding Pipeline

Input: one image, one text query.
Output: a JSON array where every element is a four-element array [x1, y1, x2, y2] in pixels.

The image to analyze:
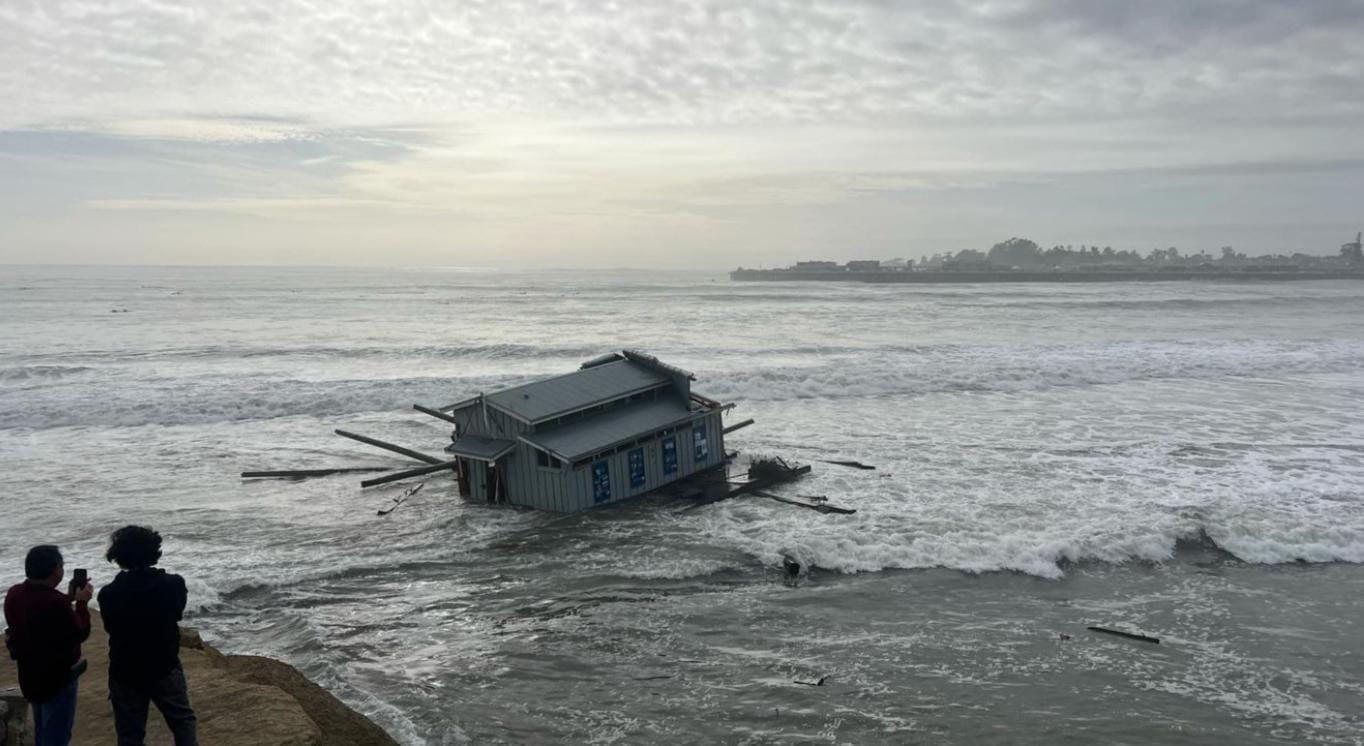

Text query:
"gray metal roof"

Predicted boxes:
[[447, 435, 516, 462], [522, 398, 702, 460], [485, 359, 669, 423]]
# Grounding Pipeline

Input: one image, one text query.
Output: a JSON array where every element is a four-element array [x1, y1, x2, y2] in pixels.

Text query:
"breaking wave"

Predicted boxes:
[[0, 364, 93, 381], [703, 339, 1364, 402], [0, 375, 488, 429], [5, 338, 1362, 430], [712, 519, 1364, 580]]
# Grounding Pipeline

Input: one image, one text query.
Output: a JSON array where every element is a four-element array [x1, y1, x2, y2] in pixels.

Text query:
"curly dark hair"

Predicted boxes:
[[105, 525, 163, 569]]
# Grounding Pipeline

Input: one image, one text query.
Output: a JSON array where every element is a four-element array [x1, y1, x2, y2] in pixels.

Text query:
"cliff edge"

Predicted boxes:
[[0, 611, 397, 746]]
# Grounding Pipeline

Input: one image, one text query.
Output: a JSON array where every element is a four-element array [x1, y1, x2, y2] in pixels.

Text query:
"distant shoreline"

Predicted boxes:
[[731, 268, 1364, 283]]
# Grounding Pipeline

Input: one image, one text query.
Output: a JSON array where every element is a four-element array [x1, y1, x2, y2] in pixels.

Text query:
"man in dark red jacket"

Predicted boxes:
[[3, 545, 93, 746]]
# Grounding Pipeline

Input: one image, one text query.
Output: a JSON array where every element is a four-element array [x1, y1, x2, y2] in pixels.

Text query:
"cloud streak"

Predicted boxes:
[[1, 0, 1361, 265]]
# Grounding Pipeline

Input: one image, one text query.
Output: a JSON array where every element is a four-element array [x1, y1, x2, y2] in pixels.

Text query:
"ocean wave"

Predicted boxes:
[[701, 340, 1364, 402], [0, 375, 504, 430], [5, 338, 1361, 429], [7, 342, 601, 365], [0, 364, 93, 382], [696, 498, 1364, 580]]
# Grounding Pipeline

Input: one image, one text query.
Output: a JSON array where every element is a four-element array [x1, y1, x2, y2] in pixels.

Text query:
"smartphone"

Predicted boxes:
[[72, 568, 88, 589]]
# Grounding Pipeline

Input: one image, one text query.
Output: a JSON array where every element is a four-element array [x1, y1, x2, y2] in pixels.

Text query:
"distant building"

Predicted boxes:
[[1343, 232, 1363, 263], [442, 351, 729, 512], [846, 260, 882, 271], [794, 261, 840, 271]]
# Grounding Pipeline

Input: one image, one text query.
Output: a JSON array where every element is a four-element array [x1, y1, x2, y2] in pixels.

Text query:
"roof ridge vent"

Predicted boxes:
[[622, 349, 695, 381], [580, 352, 626, 370]]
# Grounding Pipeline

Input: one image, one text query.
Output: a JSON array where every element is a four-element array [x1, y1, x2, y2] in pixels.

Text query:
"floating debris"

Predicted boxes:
[[1087, 626, 1160, 644]]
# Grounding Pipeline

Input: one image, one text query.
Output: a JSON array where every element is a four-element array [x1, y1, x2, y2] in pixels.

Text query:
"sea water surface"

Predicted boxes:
[[2, 266, 1362, 745]]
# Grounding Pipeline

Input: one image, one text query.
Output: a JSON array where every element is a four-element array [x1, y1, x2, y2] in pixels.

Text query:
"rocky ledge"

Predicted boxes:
[[0, 611, 397, 746]]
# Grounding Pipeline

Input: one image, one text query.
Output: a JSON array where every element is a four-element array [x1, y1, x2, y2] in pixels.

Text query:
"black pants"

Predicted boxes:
[[108, 667, 198, 746]]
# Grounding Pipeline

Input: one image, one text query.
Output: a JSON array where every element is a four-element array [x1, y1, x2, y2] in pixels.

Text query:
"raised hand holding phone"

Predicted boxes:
[[69, 567, 94, 602]]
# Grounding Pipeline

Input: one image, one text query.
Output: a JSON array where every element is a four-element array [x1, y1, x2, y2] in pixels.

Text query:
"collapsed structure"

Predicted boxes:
[[243, 351, 845, 517], [440, 350, 731, 512]]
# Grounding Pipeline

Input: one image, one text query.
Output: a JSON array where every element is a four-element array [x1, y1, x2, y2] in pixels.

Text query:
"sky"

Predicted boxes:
[[1, 0, 1362, 268]]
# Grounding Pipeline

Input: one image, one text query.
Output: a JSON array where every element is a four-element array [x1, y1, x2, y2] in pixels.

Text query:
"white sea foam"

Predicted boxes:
[[4, 267, 1363, 744]]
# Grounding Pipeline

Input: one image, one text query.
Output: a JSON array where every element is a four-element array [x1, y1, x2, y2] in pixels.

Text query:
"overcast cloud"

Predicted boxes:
[[1, 0, 1361, 266]]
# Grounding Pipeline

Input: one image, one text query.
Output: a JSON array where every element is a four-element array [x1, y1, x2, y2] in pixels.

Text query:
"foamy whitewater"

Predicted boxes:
[[3, 266, 1362, 744]]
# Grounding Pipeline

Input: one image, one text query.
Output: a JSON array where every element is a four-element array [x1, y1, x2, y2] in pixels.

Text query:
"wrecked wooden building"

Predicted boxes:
[[440, 350, 731, 512]]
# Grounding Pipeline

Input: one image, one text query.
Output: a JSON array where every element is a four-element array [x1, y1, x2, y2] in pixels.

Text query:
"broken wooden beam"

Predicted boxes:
[[377, 482, 425, 515], [241, 467, 392, 479], [681, 464, 811, 511], [753, 491, 856, 515], [1087, 626, 1160, 644], [361, 458, 460, 488], [335, 429, 443, 465], [413, 404, 460, 425], [821, 459, 876, 470], [794, 675, 828, 686], [722, 418, 755, 435]]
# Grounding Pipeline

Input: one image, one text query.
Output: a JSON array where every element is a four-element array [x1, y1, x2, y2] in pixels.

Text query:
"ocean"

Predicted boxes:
[[2, 265, 1362, 744]]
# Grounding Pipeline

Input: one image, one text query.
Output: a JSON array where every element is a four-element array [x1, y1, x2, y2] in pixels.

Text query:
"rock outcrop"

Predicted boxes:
[[0, 612, 397, 746]]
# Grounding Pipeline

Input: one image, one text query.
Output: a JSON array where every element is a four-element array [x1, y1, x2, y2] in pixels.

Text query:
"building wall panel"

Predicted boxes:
[[476, 409, 730, 513]]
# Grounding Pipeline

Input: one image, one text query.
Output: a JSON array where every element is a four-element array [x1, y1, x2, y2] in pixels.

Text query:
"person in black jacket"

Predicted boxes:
[[97, 526, 198, 746]]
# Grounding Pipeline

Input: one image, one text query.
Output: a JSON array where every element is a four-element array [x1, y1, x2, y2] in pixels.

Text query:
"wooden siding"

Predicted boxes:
[[482, 408, 528, 439], [505, 411, 725, 512], [502, 444, 568, 511], [466, 457, 486, 501]]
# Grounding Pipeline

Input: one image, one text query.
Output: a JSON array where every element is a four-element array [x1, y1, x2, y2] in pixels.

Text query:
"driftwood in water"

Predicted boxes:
[[413, 404, 461, 425], [334, 429, 443, 465], [361, 458, 460, 488], [682, 460, 812, 511], [241, 467, 391, 479], [377, 482, 424, 515], [748, 457, 808, 481], [1087, 626, 1160, 644], [723, 418, 755, 435], [820, 459, 876, 470], [753, 490, 856, 515]]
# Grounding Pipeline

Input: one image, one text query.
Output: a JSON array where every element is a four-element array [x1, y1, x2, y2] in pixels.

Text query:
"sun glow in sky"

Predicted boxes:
[[2, 0, 1362, 267]]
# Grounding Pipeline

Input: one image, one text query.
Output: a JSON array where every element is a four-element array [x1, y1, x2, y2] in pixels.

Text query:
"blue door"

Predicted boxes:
[[628, 448, 646, 489], [693, 425, 710, 462], [592, 461, 611, 504], [661, 436, 678, 475]]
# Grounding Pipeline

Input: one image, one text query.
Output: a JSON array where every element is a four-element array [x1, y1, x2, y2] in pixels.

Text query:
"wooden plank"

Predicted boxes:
[[752, 490, 856, 515], [377, 482, 424, 515], [241, 467, 391, 479], [821, 459, 876, 470], [413, 404, 461, 425], [1087, 626, 1160, 644], [722, 418, 755, 435], [335, 429, 443, 464], [361, 459, 460, 488]]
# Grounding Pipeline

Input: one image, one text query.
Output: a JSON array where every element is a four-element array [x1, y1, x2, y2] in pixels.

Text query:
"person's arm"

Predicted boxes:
[[172, 575, 188, 621], [97, 586, 122, 637], [70, 586, 91, 643]]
